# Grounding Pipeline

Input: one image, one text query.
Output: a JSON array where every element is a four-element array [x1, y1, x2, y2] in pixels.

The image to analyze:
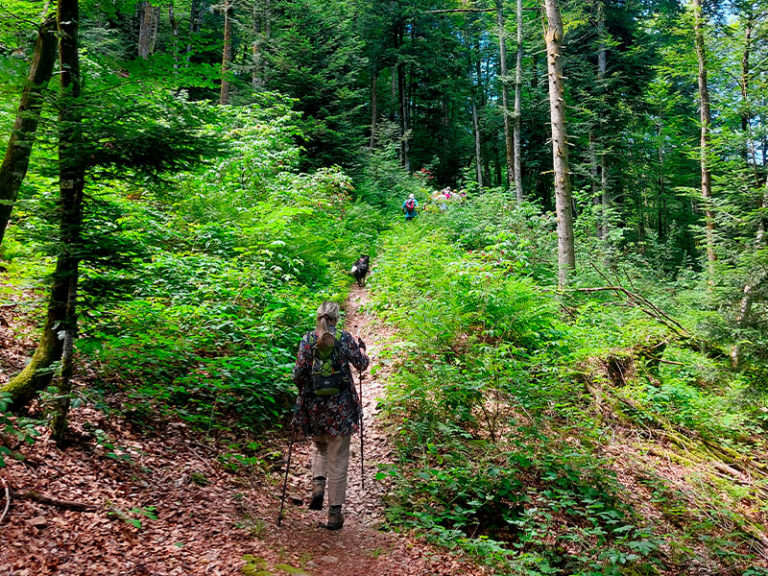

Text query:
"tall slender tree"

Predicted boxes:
[[220, 0, 233, 104], [513, 0, 524, 201], [693, 0, 716, 275], [544, 0, 575, 286], [496, 0, 514, 189]]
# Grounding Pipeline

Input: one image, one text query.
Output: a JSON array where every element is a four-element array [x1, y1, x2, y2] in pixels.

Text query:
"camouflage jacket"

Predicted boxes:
[[291, 329, 369, 437]]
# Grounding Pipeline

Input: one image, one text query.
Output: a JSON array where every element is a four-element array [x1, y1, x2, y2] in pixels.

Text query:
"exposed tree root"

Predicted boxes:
[[11, 488, 98, 512]]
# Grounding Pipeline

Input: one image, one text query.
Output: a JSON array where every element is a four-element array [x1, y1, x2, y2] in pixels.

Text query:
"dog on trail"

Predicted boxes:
[[350, 255, 370, 287]]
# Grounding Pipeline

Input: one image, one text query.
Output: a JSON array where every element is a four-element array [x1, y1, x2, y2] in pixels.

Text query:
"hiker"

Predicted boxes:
[[292, 301, 369, 530], [402, 193, 418, 220]]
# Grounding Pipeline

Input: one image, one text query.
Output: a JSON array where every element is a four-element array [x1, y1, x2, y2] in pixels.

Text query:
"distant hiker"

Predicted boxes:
[[439, 187, 452, 212], [402, 193, 418, 220], [292, 301, 369, 530]]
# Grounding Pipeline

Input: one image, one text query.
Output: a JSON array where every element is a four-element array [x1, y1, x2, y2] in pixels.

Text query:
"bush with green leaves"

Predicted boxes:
[[74, 100, 388, 434], [0, 392, 40, 467], [369, 204, 766, 574]]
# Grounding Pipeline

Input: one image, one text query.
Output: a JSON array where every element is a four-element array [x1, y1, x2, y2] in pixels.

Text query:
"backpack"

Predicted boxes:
[[310, 331, 345, 397], [405, 198, 416, 214]]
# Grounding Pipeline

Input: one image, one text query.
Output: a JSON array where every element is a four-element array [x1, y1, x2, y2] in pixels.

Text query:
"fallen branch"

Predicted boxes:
[[12, 489, 98, 511], [658, 359, 685, 366], [426, 8, 494, 13], [0, 477, 10, 524], [572, 285, 689, 337]]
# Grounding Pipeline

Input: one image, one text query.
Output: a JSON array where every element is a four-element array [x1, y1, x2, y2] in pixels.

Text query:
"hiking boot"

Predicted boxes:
[[325, 505, 344, 530], [309, 477, 325, 511]]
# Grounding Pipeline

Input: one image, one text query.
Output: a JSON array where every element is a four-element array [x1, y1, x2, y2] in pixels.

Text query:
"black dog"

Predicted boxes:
[[351, 254, 370, 287]]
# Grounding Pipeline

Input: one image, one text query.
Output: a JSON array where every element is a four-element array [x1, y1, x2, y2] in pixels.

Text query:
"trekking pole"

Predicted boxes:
[[358, 368, 365, 491], [277, 423, 296, 527]]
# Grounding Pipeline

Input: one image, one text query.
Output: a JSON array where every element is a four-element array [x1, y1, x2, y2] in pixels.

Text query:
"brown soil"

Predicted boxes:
[[0, 283, 488, 576]]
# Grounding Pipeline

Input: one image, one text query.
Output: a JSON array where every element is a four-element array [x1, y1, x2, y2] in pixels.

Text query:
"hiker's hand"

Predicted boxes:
[[357, 337, 366, 350]]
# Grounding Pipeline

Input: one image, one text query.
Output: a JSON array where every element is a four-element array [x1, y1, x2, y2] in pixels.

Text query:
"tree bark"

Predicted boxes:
[[513, 0, 524, 202], [737, 11, 762, 187], [496, 0, 514, 191], [187, 0, 202, 57], [395, 20, 411, 172], [251, 0, 271, 89], [544, 0, 575, 287], [220, 0, 233, 105], [0, 16, 57, 248], [369, 67, 378, 148], [397, 62, 408, 169], [597, 0, 609, 239], [472, 90, 483, 190], [731, 179, 768, 369], [169, 4, 179, 69], [3, 0, 85, 412], [138, 1, 160, 59], [693, 0, 716, 275]]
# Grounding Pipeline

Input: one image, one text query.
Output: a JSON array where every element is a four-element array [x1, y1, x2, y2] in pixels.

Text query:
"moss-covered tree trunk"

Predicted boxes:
[[4, 0, 84, 414], [0, 15, 57, 248]]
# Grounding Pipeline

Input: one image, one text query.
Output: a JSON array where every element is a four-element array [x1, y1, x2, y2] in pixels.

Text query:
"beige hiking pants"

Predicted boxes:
[[311, 434, 351, 508]]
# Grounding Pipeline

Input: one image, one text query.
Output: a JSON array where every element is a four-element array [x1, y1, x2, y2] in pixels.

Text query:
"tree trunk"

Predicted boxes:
[[397, 61, 410, 172], [472, 91, 483, 190], [169, 4, 179, 69], [693, 0, 716, 276], [657, 123, 666, 240], [731, 179, 768, 369], [220, 0, 233, 105], [738, 12, 761, 187], [496, 0, 514, 191], [138, 1, 160, 59], [0, 16, 57, 248], [544, 0, 575, 287], [369, 67, 378, 148], [740, 12, 752, 162], [187, 0, 202, 57], [597, 0, 609, 239], [251, 0, 271, 89], [4, 0, 85, 413], [733, 15, 767, 379], [466, 34, 484, 190], [50, 285, 76, 444], [513, 0, 523, 202]]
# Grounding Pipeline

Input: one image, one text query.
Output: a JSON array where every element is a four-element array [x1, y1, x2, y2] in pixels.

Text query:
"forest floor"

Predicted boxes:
[[0, 283, 488, 576]]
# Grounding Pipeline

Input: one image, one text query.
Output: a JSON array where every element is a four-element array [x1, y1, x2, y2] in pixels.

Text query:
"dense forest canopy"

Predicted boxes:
[[1, 0, 768, 574]]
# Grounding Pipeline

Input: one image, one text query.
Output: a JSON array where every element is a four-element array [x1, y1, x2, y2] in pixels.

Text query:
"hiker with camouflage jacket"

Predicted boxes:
[[292, 301, 369, 530]]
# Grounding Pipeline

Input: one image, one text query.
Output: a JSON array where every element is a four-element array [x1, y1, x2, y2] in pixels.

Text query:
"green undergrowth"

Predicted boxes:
[[368, 195, 767, 576], [2, 100, 389, 440]]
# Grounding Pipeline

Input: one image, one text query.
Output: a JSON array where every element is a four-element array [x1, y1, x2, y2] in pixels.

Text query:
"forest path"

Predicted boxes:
[[250, 283, 485, 576]]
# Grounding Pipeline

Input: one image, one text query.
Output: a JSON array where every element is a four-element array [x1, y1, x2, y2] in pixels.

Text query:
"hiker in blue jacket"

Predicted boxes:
[[402, 193, 418, 220]]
